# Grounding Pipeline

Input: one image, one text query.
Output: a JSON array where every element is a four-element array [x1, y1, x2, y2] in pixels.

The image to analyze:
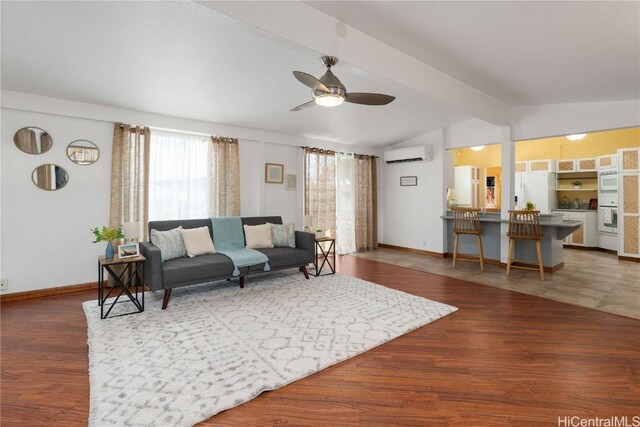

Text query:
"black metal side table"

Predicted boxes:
[[314, 236, 336, 276], [98, 255, 145, 319]]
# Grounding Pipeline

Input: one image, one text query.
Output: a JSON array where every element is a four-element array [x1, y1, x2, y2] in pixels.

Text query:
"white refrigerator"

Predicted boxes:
[[515, 172, 557, 214]]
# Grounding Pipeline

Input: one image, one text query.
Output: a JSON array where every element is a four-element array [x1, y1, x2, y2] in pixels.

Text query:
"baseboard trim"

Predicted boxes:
[[378, 243, 444, 258], [618, 255, 640, 263], [0, 281, 99, 303]]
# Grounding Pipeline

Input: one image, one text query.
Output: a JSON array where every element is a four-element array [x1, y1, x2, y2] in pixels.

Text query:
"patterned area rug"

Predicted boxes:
[[83, 271, 457, 426]]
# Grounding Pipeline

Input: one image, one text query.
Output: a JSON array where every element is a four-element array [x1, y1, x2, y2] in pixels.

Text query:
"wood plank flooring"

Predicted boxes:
[[2, 255, 639, 426]]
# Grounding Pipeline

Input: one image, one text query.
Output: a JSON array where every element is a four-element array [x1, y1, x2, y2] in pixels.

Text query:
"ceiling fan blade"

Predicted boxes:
[[290, 100, 316, 112], [345, 92, 396, 106], [293, 71, 329, 92]]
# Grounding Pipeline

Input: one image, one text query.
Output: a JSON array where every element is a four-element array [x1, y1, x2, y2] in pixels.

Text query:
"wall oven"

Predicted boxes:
[[599, 170, 618, 193], [598, 194, 618, 234]]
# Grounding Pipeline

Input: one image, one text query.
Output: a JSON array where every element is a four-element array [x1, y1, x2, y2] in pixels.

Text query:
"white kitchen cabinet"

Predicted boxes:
[[528, 159, 556, 172], [515, 161, 528, 173], [454, 166, 480, 208], [556, 159, 576, 173], [552, 210, 598, 247], [576, 157, 597, 172], [597, 154, 617, 170], [618, 148, 639, 258]]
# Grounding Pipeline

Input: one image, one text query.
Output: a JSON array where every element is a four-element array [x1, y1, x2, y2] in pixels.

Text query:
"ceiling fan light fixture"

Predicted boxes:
[[470, 145, 485, 151], [314, 94, 344, 107], [566, 133, 586, 141]]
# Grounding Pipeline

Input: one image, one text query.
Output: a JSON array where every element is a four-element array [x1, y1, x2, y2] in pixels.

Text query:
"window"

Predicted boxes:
[[149, 130, 212, 220]]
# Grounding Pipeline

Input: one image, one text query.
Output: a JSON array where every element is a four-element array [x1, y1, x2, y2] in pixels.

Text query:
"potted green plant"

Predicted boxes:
[[524, 201, 536, 211], [91, 225, 124, 259], [571, 180, 583, 190]]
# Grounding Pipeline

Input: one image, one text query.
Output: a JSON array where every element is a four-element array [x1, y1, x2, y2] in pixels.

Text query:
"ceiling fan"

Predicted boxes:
[[290, 56, 396, 111]]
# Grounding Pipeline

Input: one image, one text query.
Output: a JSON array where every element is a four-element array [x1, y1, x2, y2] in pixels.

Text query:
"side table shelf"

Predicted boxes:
[[98, 255, 145, 319], [314, 236, 336, 276]]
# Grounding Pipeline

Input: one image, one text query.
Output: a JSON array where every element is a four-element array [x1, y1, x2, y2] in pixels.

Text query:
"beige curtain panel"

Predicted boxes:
[[109, 123, 150, 240], [210, 136, 241, 217], [304, 147, 337, 232], [355, 155, 378, 251]]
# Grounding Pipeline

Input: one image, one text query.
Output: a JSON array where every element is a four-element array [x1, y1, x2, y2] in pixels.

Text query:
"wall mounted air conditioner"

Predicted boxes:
[[383, 145, 432, 164]]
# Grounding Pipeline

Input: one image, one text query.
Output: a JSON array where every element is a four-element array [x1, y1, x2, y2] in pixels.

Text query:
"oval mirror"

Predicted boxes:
[[32, 164, 69, 191], [67, 140, 100, 165], [14, 127, 53, 154]]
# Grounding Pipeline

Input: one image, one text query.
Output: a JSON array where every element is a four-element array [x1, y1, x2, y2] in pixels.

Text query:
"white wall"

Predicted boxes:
[[380, 129, 446, 253], [444, 118, 502, 149], [1, 91, 380, 294], [511, 99, 640, 141]]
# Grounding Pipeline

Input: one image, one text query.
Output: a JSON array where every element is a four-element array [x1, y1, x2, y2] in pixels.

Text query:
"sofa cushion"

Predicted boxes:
[[243, 224, 274, 249], [150, 227, 187, 262], [269, 222, 296, 248], [181, 226, 215, 257], [161, 254, 234, 286], [255, 247, 313, 269]]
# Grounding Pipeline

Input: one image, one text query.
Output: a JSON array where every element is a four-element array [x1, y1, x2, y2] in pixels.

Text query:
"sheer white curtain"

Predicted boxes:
[[149, 130, 210, 220], [336, 153, 356, 254]]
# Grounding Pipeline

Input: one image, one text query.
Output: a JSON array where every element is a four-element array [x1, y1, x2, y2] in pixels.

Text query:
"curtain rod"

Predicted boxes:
[[300, 146, 379, 159]]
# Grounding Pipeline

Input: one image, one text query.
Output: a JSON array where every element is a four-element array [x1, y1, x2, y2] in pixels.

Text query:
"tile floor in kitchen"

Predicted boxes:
[[350, 247, 640, 319]]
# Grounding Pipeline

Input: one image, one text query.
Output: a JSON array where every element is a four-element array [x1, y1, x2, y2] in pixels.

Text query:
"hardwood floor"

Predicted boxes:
[[2, 255, 639, 426]]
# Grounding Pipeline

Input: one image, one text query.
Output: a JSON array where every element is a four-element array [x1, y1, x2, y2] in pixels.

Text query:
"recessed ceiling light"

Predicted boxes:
[[566, 134, 586, 141], [470, 145, 485, 151]]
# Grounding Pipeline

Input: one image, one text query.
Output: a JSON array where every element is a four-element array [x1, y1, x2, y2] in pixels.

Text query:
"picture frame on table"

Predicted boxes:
[[265, 163, 284, 184], [118, 243, 139, 259]]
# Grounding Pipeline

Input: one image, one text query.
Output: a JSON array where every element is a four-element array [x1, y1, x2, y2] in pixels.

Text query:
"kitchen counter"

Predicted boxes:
[[553, 208, 598, 212], [442, 212, 581, 270]]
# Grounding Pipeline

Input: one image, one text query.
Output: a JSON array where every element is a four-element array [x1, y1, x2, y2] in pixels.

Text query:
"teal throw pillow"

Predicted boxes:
[[268, 222, 296, 248], [150, 226, 187, 262]]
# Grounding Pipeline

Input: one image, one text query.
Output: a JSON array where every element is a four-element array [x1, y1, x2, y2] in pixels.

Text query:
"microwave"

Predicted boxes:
[[599, 171, 618, 192]]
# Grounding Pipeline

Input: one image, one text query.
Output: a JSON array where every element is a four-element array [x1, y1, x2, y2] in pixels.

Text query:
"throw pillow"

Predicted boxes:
[[268, 222, 296, 248], [243, 224, 274, 249], [150, 227, 187, 262], [180, 226, 215, 257]]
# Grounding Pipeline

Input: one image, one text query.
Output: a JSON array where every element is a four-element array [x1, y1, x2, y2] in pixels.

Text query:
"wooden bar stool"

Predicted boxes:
[[506, 210, 544, 281], [452, 207, 484, 271]]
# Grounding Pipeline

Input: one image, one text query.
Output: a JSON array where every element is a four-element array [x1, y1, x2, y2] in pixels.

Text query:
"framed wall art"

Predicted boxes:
[[400, 176, 418, 186], [285, 174, 297, 190], [265, 163, 284, 183]]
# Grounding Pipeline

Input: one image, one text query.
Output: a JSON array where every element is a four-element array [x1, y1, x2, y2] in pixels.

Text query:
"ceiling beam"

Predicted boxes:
[[196, 1, 510, 126]]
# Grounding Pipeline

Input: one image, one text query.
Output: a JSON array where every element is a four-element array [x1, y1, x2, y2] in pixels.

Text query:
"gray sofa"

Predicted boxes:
[[139, 216, 315, 309]]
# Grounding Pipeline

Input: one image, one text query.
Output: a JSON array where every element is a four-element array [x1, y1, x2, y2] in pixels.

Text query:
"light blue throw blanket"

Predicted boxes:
[[210, 216, 270, 277]]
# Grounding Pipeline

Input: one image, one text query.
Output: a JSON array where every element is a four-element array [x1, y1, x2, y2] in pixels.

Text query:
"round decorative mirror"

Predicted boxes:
[[32, 164, 69, 191], [67, 140, 100, 165], [14, 127, 53, 154]]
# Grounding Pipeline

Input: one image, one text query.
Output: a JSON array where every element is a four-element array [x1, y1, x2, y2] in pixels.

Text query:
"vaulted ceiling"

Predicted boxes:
[[2, 1, 638, 147]]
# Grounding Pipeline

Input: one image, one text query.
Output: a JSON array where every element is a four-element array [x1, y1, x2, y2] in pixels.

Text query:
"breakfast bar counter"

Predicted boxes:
[[442, 212, 581, 270]]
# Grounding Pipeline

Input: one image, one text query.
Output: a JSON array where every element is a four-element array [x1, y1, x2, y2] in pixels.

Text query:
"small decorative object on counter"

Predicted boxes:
[[315, 229, 325, 238], [524, 201, 536, 211], [571, 180, 583, 189], [446, 188, 455, 209], [91, 225, 124, 260]]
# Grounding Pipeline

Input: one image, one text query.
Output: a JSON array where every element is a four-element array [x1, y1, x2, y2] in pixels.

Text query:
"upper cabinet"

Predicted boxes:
[[515, 159, 555, 173], [619, 148, 639, 173], [556, 159, 576, 173], [597, 154, 617, 170], [528, 159, 556, 173], [556, 157, 598, 173], [515, 161, 528, 173], [576, 157, 597, 172]]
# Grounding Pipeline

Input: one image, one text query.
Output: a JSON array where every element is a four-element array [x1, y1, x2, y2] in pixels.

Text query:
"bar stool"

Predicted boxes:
[[452, 207, 484, 271], [506, 210, 544, 281]]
